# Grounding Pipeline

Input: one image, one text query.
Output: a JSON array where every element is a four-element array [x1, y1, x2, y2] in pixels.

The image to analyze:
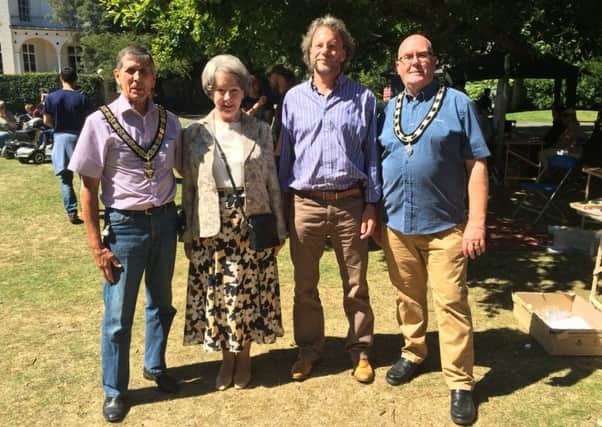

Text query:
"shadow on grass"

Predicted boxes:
[[469, 248, 592, 318], [473, 327, 602, 405], [126, 327, 601, 409]]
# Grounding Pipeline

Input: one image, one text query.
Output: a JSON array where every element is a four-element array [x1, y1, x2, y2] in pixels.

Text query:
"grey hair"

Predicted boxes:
[[201, 54, 250, 97], [301, 15, 355, 70], [115, 45, 155, 73]]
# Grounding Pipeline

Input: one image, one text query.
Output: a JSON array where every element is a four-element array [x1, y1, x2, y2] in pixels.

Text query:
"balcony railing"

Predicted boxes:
[[9, 14, 78, 30]]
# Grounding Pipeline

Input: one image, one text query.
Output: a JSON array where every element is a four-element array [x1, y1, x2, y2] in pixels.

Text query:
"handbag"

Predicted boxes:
[[212, 133, 280, 251]]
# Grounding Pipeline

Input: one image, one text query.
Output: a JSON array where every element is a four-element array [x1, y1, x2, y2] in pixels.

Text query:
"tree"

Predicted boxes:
[[48, 0, 114, 35], [99, 0, 602, 87]]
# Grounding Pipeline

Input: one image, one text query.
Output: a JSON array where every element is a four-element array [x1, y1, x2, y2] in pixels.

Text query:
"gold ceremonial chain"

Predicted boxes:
[[99, 104, 167, 179], [393, 84, 446, 156]]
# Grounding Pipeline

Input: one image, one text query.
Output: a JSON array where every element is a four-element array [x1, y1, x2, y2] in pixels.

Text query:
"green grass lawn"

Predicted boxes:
[[1, 155, 601, 426], [507, 110, 598, 123]]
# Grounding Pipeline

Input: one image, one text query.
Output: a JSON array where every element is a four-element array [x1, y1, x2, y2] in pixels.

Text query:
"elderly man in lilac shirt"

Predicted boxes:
[[279, 15, 381, 384], [69, 46, 181, 423]]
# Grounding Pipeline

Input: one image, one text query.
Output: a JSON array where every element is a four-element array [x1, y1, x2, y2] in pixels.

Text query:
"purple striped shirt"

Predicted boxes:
[[278, 74, 381, 203], [69, 95, 182, 210]]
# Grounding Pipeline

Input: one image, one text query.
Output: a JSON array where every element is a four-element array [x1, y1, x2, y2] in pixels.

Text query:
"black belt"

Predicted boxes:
[[109, 201, 175, 216]]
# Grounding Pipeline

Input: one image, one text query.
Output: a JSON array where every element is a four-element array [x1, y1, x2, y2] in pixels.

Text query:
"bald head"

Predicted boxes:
[[398, 34, 433, 58], [396, 34, 437, 96]]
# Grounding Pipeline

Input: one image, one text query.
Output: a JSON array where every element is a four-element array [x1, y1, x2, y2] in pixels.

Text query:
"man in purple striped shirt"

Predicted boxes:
[[279, 15, 381, 384]]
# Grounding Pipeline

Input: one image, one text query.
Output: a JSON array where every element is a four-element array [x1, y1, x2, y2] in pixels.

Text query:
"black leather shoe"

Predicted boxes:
[[450, 389, 476, 425], [385, 357, 419, 386], [143, 367, 179, 394], [103, 396, 127, 423], [68, 213, 83, 224]]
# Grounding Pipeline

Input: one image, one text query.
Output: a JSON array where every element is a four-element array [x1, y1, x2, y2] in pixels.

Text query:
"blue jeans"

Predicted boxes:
[[59, 170, 78, 215], [101, 203, 178, 397]]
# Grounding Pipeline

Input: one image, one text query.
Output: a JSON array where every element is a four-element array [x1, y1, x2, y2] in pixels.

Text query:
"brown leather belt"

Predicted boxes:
[[296, 186, 363, 201]]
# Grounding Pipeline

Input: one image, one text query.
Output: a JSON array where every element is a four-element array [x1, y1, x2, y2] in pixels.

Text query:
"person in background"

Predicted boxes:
[[43, 67, 90, 224], [539, 107, 586, 166], [69, 46, 182, 423], [279, 15, 381, 384], [0, 100, 16, 147], [31, 89, 48, 118], [379, 34, 489, 426], [542, 104, 566, 149], [476, 88, 492, 115], [268, 64, 296, 158], [242, 74, 273, 123], [181, 54, 286, 391]]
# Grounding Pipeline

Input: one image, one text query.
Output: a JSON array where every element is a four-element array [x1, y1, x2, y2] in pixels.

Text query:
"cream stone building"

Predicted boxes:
[[0, 0, 80, 74]]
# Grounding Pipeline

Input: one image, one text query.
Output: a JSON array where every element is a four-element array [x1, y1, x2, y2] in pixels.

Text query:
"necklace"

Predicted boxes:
[[393, 84, 446, 156]]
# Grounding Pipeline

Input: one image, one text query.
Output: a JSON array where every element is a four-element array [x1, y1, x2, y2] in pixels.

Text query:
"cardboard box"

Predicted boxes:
[[512, 292, 602, 356]]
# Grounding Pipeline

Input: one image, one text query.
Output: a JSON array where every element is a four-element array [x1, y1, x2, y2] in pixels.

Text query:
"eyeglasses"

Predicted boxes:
[[397, 51, 432, 65]]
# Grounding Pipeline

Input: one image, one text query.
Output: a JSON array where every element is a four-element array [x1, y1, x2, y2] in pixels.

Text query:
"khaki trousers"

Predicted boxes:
[[289, 193, 374, 361], [382, 225, 474, 390]]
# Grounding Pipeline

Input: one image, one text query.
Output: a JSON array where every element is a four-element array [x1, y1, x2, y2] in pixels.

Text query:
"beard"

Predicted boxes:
[[312, 59, 341, 75]]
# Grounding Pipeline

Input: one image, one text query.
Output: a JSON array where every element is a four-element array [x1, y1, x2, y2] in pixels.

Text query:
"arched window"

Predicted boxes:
[[22, 44, 36, 72]]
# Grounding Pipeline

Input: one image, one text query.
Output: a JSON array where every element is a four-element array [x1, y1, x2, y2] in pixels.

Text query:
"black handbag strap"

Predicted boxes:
[[210, 131, 249, 221]]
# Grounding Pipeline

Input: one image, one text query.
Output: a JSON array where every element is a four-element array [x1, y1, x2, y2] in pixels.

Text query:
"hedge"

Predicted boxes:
[[0, 73, 104, 115]]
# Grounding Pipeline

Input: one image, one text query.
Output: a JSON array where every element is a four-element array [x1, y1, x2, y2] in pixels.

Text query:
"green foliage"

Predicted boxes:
[[465, 80, 498, 101], [0, 73, 104, 113], [579, 58, 602, 108], [79, 32, 153, 79], [522, 79, 555, 110], [48, 0, 116, 35]]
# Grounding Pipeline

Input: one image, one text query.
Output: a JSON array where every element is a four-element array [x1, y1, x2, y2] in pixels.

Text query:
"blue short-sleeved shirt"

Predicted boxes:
[[379, 80, 490, 235], [43, 89, 90, 134]]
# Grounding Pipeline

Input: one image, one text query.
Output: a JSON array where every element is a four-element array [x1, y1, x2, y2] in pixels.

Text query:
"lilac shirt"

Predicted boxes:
[[69, 95, 182, 210], [278, 74, 381, 203]]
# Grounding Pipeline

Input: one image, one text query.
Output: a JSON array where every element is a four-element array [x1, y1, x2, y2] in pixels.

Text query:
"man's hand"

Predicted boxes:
[[93, 246, 122, 284], [360, 203, 376, 240], [462, 222, 486, 259]]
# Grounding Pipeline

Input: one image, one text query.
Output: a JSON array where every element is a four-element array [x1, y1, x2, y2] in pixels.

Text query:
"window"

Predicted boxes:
[[22, 44, 36, 72], [67, 46, 82, 72], [18, 0, 31, 22]]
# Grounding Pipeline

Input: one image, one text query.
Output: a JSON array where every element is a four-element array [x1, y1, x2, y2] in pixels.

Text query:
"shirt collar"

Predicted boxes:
[[309, 73, 348, 95], [117, 94, 157, 117], [404, 79, 439, 102]]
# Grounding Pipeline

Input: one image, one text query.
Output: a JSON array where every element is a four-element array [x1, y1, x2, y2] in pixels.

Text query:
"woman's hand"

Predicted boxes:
[[274, 240, 286, 256], [184, 242, 193, 260]]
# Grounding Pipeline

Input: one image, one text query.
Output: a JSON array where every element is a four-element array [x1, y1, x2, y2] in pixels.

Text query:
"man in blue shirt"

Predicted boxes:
[[379, 34, 489, 425], [279, 15, 381, 384], [43, 66, 90, 224]]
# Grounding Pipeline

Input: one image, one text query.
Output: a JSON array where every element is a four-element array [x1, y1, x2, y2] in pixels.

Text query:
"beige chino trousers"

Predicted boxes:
[[382, 224, 474, 390]]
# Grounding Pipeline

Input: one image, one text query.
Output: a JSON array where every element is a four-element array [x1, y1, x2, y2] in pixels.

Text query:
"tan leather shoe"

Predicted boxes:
[[291, 355, 317, 381], [353, 358, 374, 383]]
